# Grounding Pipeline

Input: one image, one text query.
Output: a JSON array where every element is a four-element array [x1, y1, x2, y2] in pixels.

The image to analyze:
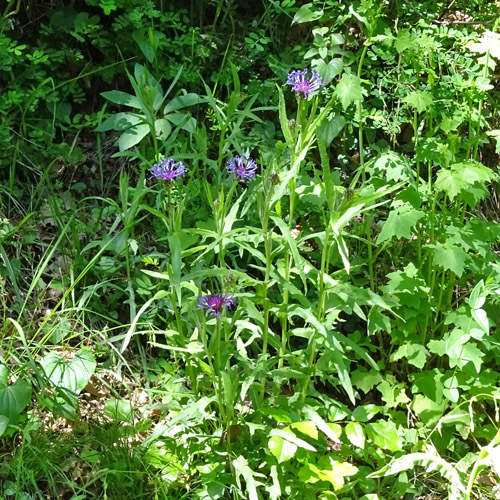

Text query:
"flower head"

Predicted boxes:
[[226, 155, 258, 181], [197, 293, 235, 318], [284, 69, 325, 97], [150, 158, 187, 183]]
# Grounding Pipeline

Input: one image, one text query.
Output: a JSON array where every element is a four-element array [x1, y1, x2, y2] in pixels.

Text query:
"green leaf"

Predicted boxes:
[[268, 435, 298, 463], [132, 30, 155, 63], [290, 421, 319, 440], [104, 398, 134, 422], [318, 115, 345, 146], [365, 420, 402, 451], [292, 3, 324, 24], [395, 29, 414, 53], [117, 124, 151, 151], [101, 90, 142, 109], [233, 455, 264, 500], [312, 58, 343, 84], [376, 203, 424, 244], [270, 428, 317, 451], [334, 73, 363, 110], [0, 366, 8, 387], [403, 90, 433, 113], [368, 452, 467, 498], [391, 343, 429, 369], [40, 348, 96, 395], [371, 151, 413, 182], [428, 240, 468, 277], [435, 168, 467, 200], [0, 379, 32, 420], [0, 415, 8, 437], [345, 422, 365, 448], [96, 112, 142, 132]]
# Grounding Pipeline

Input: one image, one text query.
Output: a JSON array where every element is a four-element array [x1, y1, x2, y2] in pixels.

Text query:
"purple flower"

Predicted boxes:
[[150, 158, 187, 182], [197, 293, 235, 318], [226, 155, 258, 181], [284, 69, 325, 97]]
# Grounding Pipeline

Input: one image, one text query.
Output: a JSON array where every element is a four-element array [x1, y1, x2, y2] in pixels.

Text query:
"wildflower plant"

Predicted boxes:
[[226, 155, 258, 181], [150, 158, 187, 183], [284, 68, 325, 98], [197, 292, 235, 318]]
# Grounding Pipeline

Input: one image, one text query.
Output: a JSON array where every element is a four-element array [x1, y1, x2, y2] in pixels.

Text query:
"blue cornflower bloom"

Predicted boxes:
[[150, 158, 187, 182], [197, 293, 235, 318], [226, 155, 258, 181], [284, 69, 325, 97]]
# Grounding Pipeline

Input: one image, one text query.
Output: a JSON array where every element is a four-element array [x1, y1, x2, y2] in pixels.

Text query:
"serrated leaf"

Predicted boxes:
[[335, 73, 363, 110], [391, 343, 429, 369], [345, 422, 365, 448], [233, 455, 264, 500], [376, 203, 424, 244], [429, 240, 468, 277], [395, 29, 414, 53], [366, 420, 402, 451], [268, 435, 298, 463], [403, 90, 433, 113]]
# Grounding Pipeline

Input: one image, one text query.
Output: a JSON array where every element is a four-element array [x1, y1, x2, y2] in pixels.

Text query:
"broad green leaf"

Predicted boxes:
[[164, 93, 202, 113], [435, 168, 467, 200], [312, 58, 343, 84], [290, 421, 319, 440], [299, 457, 357, 490], [0, 379, 32, 420], [391, 343, 429, 369], [345, 422, 365, 448], [376, 203, 424, 244], [117, 124, 150, 151], [292, 3, 323, 24], [428, 328, 469, 357], [132, 30, 155, 63], [371, 151, 413, 182], [268, 435, 298, 463], [366, 420, 402, 451], [96, 112, 142, 132], [40, 349, 96, 395], [104, 398, 134, 422], [395, 29, 414, 53], [335, 73, 363, 110], [0, 415, 8, 437], [101, 90, 142, 109], [403, 90, 433, 113], [411, 394, 447, 426], [0, 366, 8, 387], [352, 404, 380, 422], [428, 240, 468, 277], [318, 115, 345, 146], [270, 428, 317, 451], [303, 406, 341, 443]]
